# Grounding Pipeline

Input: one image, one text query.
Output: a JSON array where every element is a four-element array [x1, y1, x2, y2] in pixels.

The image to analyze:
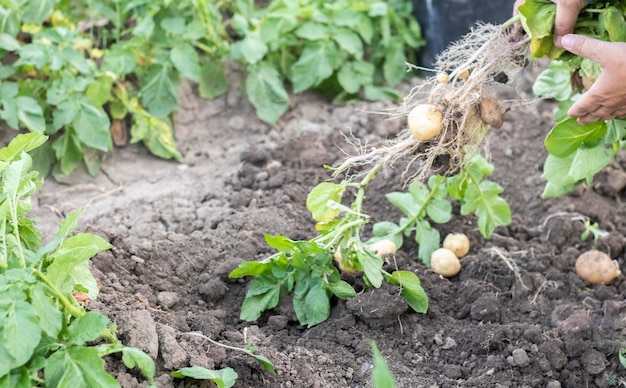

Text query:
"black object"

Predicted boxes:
[[413, 0, 513, 66]]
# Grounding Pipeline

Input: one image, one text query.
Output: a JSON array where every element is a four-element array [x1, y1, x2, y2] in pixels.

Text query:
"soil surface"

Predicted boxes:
[[29, 64, 626, 388]]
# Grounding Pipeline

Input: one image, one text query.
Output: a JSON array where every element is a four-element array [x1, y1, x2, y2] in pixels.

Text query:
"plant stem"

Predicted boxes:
[[34, 269, 85, 318]]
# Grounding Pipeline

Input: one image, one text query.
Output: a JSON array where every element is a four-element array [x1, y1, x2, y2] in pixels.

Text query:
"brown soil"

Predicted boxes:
[[30, 66, 626, 388]]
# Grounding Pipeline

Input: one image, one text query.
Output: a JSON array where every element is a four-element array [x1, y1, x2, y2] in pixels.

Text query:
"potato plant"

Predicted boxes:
[[519, 0, 626, 197], [230, 155, 510, 327], [0, 0, 422, 177], [0, 133, 154, 386]]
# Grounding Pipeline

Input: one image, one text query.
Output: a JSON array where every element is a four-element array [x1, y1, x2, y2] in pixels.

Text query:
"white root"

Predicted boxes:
[[333, 22, 530, 183]]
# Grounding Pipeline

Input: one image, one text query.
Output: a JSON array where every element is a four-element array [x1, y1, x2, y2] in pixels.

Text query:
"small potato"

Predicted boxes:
[[368, 239, 397, 257], [458, 69, 470, 79], [334, 249, 362, 274], [575, 250, 621, 285], [479, 96, 504, 129], [442, 233, 470, 258], [430, 248, 461, 277], [408, 104, 444, 141], [436, 72, 449, 84]]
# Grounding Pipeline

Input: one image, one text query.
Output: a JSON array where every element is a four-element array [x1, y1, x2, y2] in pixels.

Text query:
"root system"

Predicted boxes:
[[333, 21, 530, 183]]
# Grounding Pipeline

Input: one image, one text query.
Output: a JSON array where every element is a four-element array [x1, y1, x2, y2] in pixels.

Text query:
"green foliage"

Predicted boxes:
[[372, 156, 511, 266], [224, 0, 424, 123], [371, 342, 396, 388], [171, 332, 275, 387], [230, 164, 429, 327], [0, 0, 422, 176], [520, 0, 626, 197], [0, 133, 154, 386], [172, 367, 238, 388]]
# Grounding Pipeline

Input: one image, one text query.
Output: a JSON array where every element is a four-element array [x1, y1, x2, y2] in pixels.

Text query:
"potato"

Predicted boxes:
[[333, 249, 362, 274], [368, 239, 397, 257], [430, 248, 461, 277], [436, 72, 449, 84], [442, 233, 470, 258], [458, 69, 470, 79], [408, 104, 444, 141], [479, 96, 503, 129], [575, 250, 621, 285]]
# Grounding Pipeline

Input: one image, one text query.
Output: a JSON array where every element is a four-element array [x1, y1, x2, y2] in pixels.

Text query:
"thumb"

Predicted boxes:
[[561, 34, 608, 63]]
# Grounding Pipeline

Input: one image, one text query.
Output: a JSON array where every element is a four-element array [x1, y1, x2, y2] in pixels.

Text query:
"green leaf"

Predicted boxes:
[[606, 118, 626, 143], [101, 47, 136, 76], [22, 0, 55, 24], [386, 191, 419, 218], [161, 17, 185, 35], [141, 64, 179, 119], [369, 2, 388, 17], [130, 111, 182, 161], [337, 61, 374, 94], [245, 63, 289, 124], [519, 0, 555, 39], [291, 41, 340, 93], [370, 342, 396, 388], [15, 96, 45, 132], [301, 279, 331, 327], [332, 28, 363, 59], [426, 198, 452, 224], [0, 132, 47, 162], [371, 221, 403, 249], [306, 182, 344, 222], [171, 366, 238, 388], [66, 311, 109, 346], [0, 33, 20, 51], [122, 347, 155, 384], [387, 271, 428, 313], [357, 14, 374, 44], [199, 59, 229, 99], [326, 279, 356, 299], [1, 300, 41, 369], [295, 22, 329, 40], [52, 131, 83, 175], [567, 143, 614, 181], [415, 220, 439, 266], [230, 34, 268, 65], [545, 118, 607, 157], [86, 76, 113, 108], [44, 347, 119, 388], [170, 43, 200, 83], [463, 181, 511, 239], [46, 233, 112, 294], [357, 249, 383, 288], [541, 153, 579, 198], [73, 101, 111, 151], [601, 6, 626, 42], [383, 39, 406, 87], [247, 352, 275, 373], [532, 61, 573, 101], [264, 234, 295, 253], [240, 276, 282, 321], [229, 261, 271, 278], [30, 284, 63, 338]]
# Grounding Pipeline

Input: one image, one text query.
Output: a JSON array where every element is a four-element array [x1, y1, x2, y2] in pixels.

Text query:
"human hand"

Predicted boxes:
[[551, 0, 587, 47], [561, 34, 626, 124]]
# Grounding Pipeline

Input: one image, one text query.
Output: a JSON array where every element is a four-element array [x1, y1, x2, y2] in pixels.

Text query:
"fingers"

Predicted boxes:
[[553, 0, 586, 46], [560, 34, 609, 64]]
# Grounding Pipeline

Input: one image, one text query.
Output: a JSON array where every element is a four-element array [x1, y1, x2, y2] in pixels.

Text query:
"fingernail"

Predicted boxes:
[[561, 35, 575, 50], [555, 35, 563, 47]]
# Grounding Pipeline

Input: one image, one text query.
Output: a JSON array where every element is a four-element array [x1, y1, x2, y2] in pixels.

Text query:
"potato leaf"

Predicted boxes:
[[545, 118, 607, 158], [290, 41, 341, 93], [386, 271, 428, 313], [245, 63, 289, 125], [370, 342, 396, 388], [306, 182, 344, 223], [171, 366, 238, 388], [122, 347, 156, 384], [44, 347, 119, 388]]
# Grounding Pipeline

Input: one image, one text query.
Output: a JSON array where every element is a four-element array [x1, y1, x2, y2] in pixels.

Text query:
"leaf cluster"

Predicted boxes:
[[372, 156, 511, 265], [225, 0, 424, 123], [0, 133, 154, 386], [520, 0, 626, 197], [0, 0, 422, 177], [230, 165, 428, 327]]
